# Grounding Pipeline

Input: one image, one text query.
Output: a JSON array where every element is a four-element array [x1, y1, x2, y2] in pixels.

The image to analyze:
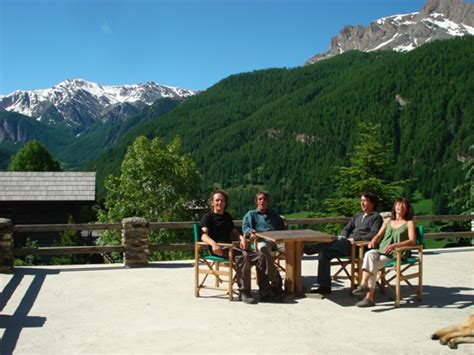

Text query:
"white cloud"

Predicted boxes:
[[101, 19, 112, 34]]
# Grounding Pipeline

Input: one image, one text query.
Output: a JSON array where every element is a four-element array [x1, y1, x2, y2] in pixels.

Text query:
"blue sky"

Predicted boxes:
[[0, 0, 428, 95]]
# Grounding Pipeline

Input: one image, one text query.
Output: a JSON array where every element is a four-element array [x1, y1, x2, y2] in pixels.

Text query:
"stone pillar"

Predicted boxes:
[[122, 217, 149, 267], [471, 212, 474, 246], [0, 218, 13, 273]]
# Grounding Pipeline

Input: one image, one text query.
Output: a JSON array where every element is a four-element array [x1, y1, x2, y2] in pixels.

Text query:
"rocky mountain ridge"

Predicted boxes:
[[0, 79, 196, 131], [306, 0, 474, 64]]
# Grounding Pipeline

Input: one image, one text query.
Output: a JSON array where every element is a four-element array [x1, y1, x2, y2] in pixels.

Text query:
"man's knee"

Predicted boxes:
[[254, 252, 267, 268], [234, 253, 249, 267], [258, 242, 273, 255]]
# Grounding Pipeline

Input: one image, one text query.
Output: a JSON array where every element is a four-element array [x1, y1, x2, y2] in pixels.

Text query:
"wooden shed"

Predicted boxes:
[[0, 171, 96, 225]]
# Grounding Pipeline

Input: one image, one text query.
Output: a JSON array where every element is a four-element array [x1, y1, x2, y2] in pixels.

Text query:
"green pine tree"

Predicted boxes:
[[324, 123, 408, 216], [8, 140, 62, 171]]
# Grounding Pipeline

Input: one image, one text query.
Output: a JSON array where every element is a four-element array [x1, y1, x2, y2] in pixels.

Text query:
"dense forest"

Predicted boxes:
[[86, 37, 473, 215]]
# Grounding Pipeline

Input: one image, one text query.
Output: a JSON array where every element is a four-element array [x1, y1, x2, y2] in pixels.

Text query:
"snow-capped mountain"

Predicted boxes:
[[0, 79, 196, 130], [306, 0, 474, 64]]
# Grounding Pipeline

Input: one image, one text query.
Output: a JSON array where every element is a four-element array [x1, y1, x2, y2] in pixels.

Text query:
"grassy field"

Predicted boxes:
[[285, 211, 315, 218], [411, 191, 433, 215]]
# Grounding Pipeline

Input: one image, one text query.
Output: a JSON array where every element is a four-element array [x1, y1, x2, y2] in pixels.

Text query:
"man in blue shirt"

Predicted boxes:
[[242, 191, 286, 295]]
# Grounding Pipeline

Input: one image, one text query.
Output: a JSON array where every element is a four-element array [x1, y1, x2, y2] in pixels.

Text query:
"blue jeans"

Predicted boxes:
[[316, 238, 352, 289]]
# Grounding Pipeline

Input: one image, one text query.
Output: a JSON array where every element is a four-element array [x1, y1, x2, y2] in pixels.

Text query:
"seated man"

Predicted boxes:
[[242, 191, 286, 295], [201, 189, 277, 304], [305, 192, 383, 295]]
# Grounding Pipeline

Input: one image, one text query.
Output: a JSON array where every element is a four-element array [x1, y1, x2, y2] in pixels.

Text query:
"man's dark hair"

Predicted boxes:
[[208, 189, 228, 210], [361, 191, 378, 209]]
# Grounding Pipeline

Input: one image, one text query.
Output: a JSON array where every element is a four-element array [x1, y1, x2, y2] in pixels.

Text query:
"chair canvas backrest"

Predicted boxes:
[[193, 223, 200, 243], [416, 224, 424, 246]]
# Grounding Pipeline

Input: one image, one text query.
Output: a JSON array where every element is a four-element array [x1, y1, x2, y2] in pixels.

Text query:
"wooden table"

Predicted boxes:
[[255, 229, 337, 295]]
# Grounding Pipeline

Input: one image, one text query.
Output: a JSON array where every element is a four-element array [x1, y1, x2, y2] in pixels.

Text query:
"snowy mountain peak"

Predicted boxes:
[[0, 79, 196, 129], [306, 0, 474, 64]]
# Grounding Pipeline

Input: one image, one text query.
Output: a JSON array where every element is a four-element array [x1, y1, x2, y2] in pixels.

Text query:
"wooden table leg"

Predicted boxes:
[[294, 241, 303, 294], [284, 241, 295, 293]]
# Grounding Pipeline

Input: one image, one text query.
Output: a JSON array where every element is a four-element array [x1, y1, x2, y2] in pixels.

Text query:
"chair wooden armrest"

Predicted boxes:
[[394, 245, 422, 252], [196, 241, 234, 248], [352, 240, 369, 247], [195, 242, 235, 257]]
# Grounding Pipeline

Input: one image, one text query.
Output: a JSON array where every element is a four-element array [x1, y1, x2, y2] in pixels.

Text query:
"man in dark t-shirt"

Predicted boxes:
[[200, 211, 234, 254], [200, 190, 279, 304]]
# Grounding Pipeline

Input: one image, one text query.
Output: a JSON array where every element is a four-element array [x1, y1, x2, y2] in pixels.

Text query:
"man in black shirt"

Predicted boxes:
[[200, 190, 277, 304], [305, 192, 383, 295]]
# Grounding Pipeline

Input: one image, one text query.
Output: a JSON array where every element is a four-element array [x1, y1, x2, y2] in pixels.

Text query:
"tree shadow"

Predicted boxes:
[[0, 262, 196, 353], [303, 281, 474, 310], [0, 268, 59, 355], [318, 288, 361, 307], [370, 285, 474, 313]]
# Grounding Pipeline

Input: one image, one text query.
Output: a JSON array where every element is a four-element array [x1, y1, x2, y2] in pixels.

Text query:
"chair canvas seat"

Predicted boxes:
[[201, 255, 228, 262], [385, 256, 418, 268]]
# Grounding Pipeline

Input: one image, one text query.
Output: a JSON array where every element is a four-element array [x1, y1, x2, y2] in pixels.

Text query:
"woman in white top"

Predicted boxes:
[[352, 197, 416, 307]]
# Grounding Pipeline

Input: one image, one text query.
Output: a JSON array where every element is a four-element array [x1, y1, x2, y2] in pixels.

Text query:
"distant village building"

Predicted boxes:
[[0, 171, 96, 225]]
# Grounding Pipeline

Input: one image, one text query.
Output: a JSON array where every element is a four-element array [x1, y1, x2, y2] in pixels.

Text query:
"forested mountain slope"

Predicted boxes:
[[56, 97, 184, 168], [91, 37, 473, 214], [0, 110, 74, 169]]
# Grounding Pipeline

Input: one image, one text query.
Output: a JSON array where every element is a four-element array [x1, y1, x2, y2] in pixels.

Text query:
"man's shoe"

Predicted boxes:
[[240, 293, 258, 304], [352, 284, 370, 296], [270, 282, 284, 296], [303, 244, 318, 255], [356, 298, 375, 307], [309, 287, 331, 295], [260, 292, 285, 303]]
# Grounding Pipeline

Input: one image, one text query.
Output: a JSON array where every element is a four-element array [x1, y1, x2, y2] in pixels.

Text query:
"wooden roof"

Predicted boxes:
[[0, 172, 96, 201]]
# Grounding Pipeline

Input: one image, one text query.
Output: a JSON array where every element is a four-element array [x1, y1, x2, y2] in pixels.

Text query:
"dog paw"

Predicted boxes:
[[431, 334, 440, 340], [448, 341, 458, 349]]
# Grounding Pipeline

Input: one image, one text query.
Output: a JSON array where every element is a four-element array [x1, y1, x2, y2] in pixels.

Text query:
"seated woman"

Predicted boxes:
[[352, 197, 416, 307]]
